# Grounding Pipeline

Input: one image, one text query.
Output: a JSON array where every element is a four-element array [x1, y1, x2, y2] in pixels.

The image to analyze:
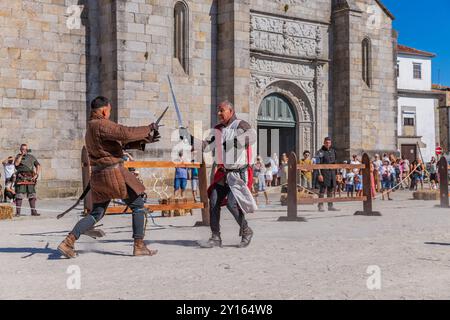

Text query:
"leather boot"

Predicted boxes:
[[133, 239, 158, 256], [238, 227, 253, 248], [57, 233, 77, 258], [199, 232, 222, 248]]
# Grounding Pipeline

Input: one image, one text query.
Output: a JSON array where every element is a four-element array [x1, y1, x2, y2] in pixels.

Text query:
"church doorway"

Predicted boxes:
[[257, 93, 297, 163]]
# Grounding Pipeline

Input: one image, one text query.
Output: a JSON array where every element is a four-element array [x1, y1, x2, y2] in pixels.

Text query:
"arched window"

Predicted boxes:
[[174, 1, 189, 73], [362, 38, 371, 87]]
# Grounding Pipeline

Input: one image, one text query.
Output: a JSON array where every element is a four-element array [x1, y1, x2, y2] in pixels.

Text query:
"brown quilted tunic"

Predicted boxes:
[[85, 113, 156, 203]]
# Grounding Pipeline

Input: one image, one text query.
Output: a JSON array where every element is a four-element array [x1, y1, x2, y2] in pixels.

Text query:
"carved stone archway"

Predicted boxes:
[[255, 80, 315, 156]]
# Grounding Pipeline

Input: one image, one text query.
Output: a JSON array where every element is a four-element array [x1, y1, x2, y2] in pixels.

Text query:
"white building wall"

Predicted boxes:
[[398, 96, 436, 162], [397, 55, 432, 91]]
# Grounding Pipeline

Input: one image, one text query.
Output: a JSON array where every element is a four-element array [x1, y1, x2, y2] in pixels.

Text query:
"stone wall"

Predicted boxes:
[[357, 0, 397, 156], [248, 0, 331, 155], [0, 0, 87, 198], [0, 0, 399, 198], [332, 0, 397, 159], [110, 0, 218, 184]]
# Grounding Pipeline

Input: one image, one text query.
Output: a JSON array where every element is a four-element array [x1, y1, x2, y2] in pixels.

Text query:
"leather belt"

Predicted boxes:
[[224, 165, 248, 173], [91, 163, 121, 173]]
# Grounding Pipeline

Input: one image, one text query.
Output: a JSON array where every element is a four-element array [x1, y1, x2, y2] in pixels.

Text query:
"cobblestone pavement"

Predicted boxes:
[[1, 189, 450, 299]]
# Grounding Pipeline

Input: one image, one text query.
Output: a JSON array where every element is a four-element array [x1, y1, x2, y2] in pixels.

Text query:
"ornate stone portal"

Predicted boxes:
[[250, 11, 326, 155], [250, 13, 322, 58]]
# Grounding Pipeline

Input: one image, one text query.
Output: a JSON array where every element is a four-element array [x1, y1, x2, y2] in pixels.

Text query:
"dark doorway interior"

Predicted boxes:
[[401, 144, 417, 163]]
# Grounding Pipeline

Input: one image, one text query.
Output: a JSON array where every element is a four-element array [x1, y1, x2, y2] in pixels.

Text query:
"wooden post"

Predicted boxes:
[[195, 161, 210, 226], [438, 156, 449, 208], [278, 152, 306, 222], [81, 146, 92, 214], [355, 153, 381, 216]]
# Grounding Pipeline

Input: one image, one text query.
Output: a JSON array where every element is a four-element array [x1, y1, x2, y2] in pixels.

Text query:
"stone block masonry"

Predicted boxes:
[[0, 0, 87, 198]]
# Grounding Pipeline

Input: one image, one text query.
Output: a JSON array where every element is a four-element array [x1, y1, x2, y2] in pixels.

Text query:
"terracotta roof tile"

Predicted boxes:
[[398, 44, 436, 58], [433, 84, 450, 91]]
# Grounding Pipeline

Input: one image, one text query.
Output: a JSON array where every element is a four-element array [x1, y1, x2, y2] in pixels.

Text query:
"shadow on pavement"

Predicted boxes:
[[0, 242, 62, 260], [148, 239, 199, 247], [424, 242, 450, 246]]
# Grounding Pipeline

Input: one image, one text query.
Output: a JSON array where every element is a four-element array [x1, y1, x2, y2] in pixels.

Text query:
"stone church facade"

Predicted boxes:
[[0, 0, 397, 198]]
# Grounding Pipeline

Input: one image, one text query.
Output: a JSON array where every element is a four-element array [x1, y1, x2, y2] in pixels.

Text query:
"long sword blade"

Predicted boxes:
[[167, 75, 184, 128]]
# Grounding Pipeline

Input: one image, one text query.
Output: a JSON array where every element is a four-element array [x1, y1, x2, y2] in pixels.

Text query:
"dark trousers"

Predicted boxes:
[[209, 183, 248, 234], [71, 186, 146, 240], [318, 184, 334, 208]]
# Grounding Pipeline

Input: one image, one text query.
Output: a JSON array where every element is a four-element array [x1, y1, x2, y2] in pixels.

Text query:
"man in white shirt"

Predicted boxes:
[[2, 156, 15, 183], [350, 154, 361, 174], [401, 155, 410, 189], [373, 154, 383, 191]]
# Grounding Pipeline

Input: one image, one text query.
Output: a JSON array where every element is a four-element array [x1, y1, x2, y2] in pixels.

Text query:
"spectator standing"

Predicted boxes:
[[429, 156, 438, 189], [354, 171, 363, 197], [335, 171, 343, 197], [299, 151, 312, 190], [189, 160, 199, 200], [2, 156, 15, 183], [271, 153, 279, 186], [14, 144, 41, 216], [373, 154, 383, 192], [370, 162, 376, 198], [416, 159, 425, 190], [253, 156, 269, 205], [4, 174, 16, 203], [279, 153, 289, 186], [350, 154, 361, 174], [174, 151, 188, 198], [401, 156, 410, 189], [345, 171, 355, 197], [265, 161, 273, 187], [315, 137, 340, 212], [380, 160, 393, 200]]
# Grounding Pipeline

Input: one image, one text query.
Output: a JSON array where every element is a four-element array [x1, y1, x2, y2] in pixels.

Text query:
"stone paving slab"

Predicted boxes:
[[1, 190, 450, 299]]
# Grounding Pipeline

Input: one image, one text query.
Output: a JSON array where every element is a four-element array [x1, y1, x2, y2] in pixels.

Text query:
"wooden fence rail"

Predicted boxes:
[[81, 146, 210, 226], [278, 152, 381, 222]]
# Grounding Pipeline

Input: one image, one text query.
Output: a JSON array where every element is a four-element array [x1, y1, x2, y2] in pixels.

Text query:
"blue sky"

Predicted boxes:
[[382, 0, 450, 86]]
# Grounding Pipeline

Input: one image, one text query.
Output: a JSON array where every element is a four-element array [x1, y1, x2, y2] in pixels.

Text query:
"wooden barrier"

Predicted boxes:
[[278, 152, 380, 222], [438, 156, 449, 208], [81, 149, 210, 226]]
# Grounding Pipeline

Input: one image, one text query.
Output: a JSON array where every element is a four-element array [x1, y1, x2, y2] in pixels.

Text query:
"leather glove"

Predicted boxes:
[[152, 130, 161, 143], [149, 122, 159, 132]]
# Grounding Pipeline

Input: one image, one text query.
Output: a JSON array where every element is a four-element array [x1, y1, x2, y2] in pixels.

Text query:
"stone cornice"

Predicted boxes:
[[398, 89, 443, 99]]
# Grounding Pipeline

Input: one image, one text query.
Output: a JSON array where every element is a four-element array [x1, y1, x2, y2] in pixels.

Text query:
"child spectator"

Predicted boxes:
[[254, 157, 269, 205], [336, 172, 344, 197], [4, 174, 16, 203], [189, 160, 199, 200], [354, 171, 363, 197], [174, 151, 188, 198], [380, 160, 393, 200], [345, 171, 355, 197]]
